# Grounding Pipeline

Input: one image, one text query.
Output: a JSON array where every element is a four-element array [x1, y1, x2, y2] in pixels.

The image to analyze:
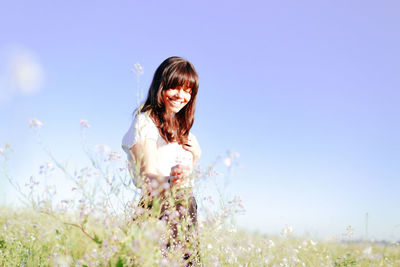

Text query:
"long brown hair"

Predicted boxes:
[[137, 56, 199, 145]]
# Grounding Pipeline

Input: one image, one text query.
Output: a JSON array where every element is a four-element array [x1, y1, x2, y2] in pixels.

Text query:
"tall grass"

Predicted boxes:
[[1, 120, 400, 266], [0, 119, 242, 266]]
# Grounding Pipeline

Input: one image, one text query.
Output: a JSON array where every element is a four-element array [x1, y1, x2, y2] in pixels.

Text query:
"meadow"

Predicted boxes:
[[0, 121, 399, 266], [1, 206, 399, 266]]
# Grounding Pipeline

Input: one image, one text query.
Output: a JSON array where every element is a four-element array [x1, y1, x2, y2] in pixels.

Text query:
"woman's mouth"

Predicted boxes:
[[168, 98, 184, 107]]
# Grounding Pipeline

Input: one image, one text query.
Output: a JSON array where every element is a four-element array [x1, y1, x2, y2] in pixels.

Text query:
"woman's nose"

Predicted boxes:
[[176, 88, 184, 98]]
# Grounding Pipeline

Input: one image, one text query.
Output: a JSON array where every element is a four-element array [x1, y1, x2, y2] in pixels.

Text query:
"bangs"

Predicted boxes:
[[164, 62, 199, 90]]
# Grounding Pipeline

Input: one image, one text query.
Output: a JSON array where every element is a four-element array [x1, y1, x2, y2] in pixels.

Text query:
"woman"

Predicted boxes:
[[122, 56, 202, 265]]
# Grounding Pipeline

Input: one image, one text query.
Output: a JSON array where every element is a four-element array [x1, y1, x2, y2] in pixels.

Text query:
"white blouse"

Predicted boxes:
[[122, 111, 194, 188]]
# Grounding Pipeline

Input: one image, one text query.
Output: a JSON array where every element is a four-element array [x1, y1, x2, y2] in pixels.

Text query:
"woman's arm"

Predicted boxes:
[[183, 133, 202, 165], [130, 140, 189, 191], [130, 140, 169, 190]]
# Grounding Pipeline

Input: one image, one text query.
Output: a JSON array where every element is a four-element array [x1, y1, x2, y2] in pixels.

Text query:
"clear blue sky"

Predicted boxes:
[[1, 0, 399, 241]]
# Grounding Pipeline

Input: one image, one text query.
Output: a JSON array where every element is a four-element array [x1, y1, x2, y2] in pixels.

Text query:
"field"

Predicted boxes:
[[1, 206, 399, 266], [1, 124, 400, 266]]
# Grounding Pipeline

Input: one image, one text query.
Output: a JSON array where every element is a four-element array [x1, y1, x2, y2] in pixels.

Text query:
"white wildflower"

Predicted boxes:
[[151, 179, 159, 189], [50, 255, 73, 267], [343, 225, 355, 238], [80, 119, 91, 128], [131, 63, 144, 75], [108, 151, 121, 161], [223, 157, 232, 167], [228, 226, 237, 233], [363, 246, 372, 257], [281, 225, 293, 237], [94, 144, 111, 156], [29, 118, 43, 129]]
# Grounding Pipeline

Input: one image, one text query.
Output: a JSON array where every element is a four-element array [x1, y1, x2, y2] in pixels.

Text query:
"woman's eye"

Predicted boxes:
[[183, 87, 192, 93], [168, 86, 191, 94]]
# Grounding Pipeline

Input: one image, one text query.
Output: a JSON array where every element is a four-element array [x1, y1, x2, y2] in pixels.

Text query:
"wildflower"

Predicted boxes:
[[344, 225, 355, 238], [160, 258, 170, 266], [223, 157, 232, 167], [134, 206, 146, 217], [39, 161, 54, 174], [94, 144, 111, 157], [223, 150, 240, 167], [228, 226, 237, 233], [161, 181, 170, 190], [29, 118, 43, 129], [0, 148, 4, 156], [108, 151, 121, 161], [281, 225, 293, 237], [362, 246, 372, 257], [80, 119, 91, 128], [210, 255, 219, 265], [25, 176, 39, 189], [91, 248, 98, 258], [131, 63, 144, 75]]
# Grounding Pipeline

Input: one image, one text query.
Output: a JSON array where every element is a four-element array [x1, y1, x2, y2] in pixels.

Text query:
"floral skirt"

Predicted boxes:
[[136, 187, 201, 266]]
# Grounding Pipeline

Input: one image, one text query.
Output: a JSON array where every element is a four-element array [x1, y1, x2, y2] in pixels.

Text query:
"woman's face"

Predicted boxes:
[[163, 85, 192, 115]]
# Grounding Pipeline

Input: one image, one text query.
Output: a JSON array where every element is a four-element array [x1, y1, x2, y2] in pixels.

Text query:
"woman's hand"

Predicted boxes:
[[169, 164, 191, 185], [182, 134, 201, 165]]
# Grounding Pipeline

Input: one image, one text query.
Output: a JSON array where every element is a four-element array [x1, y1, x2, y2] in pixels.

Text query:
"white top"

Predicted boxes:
[[122, 111, 194, 188]]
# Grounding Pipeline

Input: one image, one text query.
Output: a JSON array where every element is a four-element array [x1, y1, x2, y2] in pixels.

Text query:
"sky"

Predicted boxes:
[[0, 0, 399, 241]]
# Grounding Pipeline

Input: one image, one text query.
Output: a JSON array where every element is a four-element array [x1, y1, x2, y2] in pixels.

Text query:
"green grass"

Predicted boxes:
[[1, 126, 400, 266], [1, 206, 399, 266]]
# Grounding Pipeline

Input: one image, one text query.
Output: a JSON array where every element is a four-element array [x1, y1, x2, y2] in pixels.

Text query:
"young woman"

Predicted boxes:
[[122, 56, 202, 265]]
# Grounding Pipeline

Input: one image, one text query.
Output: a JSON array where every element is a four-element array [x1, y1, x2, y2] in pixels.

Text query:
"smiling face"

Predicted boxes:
[[163, 85, 192, 115]]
